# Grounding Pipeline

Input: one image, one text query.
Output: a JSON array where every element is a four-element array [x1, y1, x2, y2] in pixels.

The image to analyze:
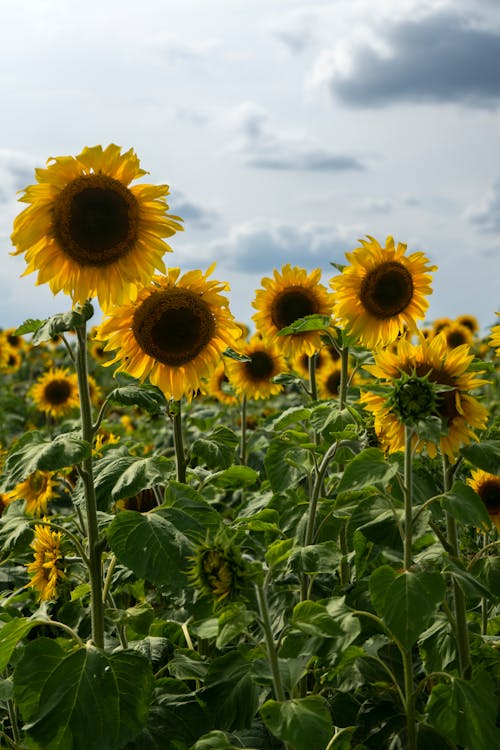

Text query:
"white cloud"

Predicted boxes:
[[466, 181, 500, 233]]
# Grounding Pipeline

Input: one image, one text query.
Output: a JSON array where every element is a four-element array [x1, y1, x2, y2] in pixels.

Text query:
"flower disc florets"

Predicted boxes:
[[389, 371, 441, 425]]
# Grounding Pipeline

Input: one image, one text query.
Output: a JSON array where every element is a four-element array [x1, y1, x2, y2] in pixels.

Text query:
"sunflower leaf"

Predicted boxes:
[[13, 639, 153, 750], [260, 695, 333, 750], [106, 384, 168, 414], [277, 314, 332, 336], [460, 440, 500, 474], [1, 431, 91, 490], [14, 318, 44, 336], [440, 480, 491, 529], [223, 347, 251, 362], [22, 308, 93, 345], [336, 447, 400, 495]]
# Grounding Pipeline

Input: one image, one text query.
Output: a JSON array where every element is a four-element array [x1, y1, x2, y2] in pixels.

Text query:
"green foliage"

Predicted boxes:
[[260, 696, 333, 750]]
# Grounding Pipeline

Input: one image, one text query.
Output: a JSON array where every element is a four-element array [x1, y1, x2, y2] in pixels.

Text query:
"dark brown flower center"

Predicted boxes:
[[325, 370, 341, 396], [360, 261, 414, 319], [271, 286, 318, 330], [244, 350, 275, 381], [44, 378, 72, 405], [477, 480, 500, 516], [53, 174, 139, 267], [132, 288, 216, 366], [446, 329, 468, 349], [29, 473, 47, 492]]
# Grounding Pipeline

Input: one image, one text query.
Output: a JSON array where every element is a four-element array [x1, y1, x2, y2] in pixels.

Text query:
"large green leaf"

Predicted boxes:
[[264, 435, 307, 492], [427, 672, 500, 750], [292, 601, 344, 638], [161, 481, 221, 541], [440, 480, 491, 528], [336, 448, 399, 495], [16, 305, 93, 344], [277, 314, 332, 336], [201, 648, 261, 731], [107, 510, 192, 587], [0, 618, 39, 671], [260, 696, 333, 750], [191, 731, 239, 750], [2, 431, 91, 490], [370, 567, 445, 649], [460, 440, 500, 474], [106, 384, 168, 414], [191, 425, 239, 469], [111, 456, 172, 501], [14, 639, 153, 750]]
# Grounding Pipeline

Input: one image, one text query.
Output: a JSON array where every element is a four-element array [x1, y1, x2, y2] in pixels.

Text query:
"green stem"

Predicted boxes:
[[255, 581, 286, 703], [172, 399, 186, 483], [239, 395, 247, 465], [6, 694, 21, 748], [404, 426, 414, 570], [338, 345, 349, 410], [75, 322, 104, 649], [442, 456, 471, 679], [402, 647, 417, 750], [308, 353, 318, 401]]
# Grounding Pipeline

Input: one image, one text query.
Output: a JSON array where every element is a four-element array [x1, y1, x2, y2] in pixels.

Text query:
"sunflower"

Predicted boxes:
[[360, 333, 489, 458], [432, 317, 453, 335], [1, 346, 22, 374], [442, 322, 473, 350], [26, 521, 65, 601], [6, 470, 57, 516], [456, 314, 479, 335], [30, 367, 80, 419], [317, 362, 343, 400], [330, 236, 436, 350], [489, 313, 500, 357], [226, 336, 287, 400], [252, 265, 335, 358], [11, 144, 183, 310], [203, 362, 238, 406], [3, 327, 27, 351], [115, 488, 159, 513], [188, 531, 251, 604], [97, 266, 241, 401], [467, 469, 500, 532]]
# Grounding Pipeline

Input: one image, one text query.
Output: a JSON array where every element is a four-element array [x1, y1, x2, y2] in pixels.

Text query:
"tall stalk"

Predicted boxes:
[[75, 322, 104, 648], [172, 399, 186, 483], [338, 345, 349, 410], [403, 426, 414, 570], [239, 395, 247, 466], [255, 579, 285, 703], [442, 456, 471, 678], [308, 353, 318, 402]]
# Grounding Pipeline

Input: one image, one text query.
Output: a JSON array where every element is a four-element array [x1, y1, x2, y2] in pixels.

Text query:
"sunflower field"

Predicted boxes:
[[0, 145, 499, 750]]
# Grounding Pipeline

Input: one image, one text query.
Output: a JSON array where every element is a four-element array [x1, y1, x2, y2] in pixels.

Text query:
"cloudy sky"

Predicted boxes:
[[1, 0, 499, 333]]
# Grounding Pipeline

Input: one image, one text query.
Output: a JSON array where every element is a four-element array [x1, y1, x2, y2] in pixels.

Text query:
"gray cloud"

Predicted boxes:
[[327, 12, 500, 107], [209, 220, 351, 274], [0, 151, 36, 205], [229, 102, 365, 172], [467, 181, 500, 232], [168, 192, 219, 231]]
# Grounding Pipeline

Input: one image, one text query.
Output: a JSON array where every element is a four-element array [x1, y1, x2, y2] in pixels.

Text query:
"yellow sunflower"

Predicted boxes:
[[11, 144, 183, 310], [432, 317, 452, 336], [467, 469, 500, 532], [26, 521, 65, 601], [226, 336, 287, 400], [115, 488, 159, 513], [442, 322, 473, 350], [1, 346, 22, 374], [252, 265, 335, 358], [330, 236, 436, 350], [6, 470, 57, 516], [97, 266, 241, 401], [456, 314, 479, 336], [30, 367, 80, 419], [489, 313, 500, 356], [360, 333, 489, 459], [3, 327, 28, 351], [203, 362, 238, 406]]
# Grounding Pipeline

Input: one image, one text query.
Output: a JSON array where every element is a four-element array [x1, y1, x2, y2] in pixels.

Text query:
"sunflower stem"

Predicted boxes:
[[403, 425, 414, 570], [172, 399, 186, 483], [308, 353, 318, 401], [239, 395, 247, 465], [75, 321, 105, 649], [255, 580, 286, 704], [338, 345, 349, 410], [442, 455, 471, 679], [402, 646, 417, 750]]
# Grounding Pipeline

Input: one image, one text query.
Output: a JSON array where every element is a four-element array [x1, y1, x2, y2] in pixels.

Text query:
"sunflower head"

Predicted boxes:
[[226, 335, 287, 400], [360, 334, 490, 458], [467, 469, 500, 532], [98, 266, 241, 401], [188, 531, 253, 605], [456, 314, 479, 335], [115, 488, 159, 513], [331, 236, 437, 350], [11, 144, 183, 310], [202, 362, 238, 406], [489, 313, 500, 357], [443, 322, 473, 350], [6, 470, 57, 516], [26, 520, 65, 601], [252, 265, 334, 358], [30, 367, 80, 419]]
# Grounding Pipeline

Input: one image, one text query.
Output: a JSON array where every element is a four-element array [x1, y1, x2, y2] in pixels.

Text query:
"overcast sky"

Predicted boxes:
[[1, 0, 499, 334]]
